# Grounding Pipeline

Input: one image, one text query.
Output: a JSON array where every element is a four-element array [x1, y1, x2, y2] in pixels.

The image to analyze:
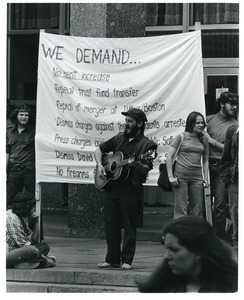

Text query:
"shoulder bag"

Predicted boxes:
[[157, 133, 184, 191]]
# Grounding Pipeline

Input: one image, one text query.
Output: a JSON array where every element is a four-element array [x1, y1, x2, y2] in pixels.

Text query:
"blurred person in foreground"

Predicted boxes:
[[6, 191, 56, 269], [220, 122, 239, 251], [137, 216, 237, 293]]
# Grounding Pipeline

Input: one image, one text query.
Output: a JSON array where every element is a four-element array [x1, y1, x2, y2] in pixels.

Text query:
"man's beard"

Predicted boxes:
[[124, 125, 139, 138], [223, 105, 237, 119]]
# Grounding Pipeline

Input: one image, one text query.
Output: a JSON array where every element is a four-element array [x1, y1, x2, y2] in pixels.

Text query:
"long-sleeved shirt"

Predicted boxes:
[[6, 209, 32, 251]]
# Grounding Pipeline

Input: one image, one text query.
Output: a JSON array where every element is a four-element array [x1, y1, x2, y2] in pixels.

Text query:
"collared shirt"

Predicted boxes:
[[6, 209, 32, 251], [6, 124, 35, 165], [100, 131, 157, 185]]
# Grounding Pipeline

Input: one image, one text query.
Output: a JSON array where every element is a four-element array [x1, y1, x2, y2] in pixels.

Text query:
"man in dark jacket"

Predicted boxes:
[[220, 124, 239, 250], [204, 92, 238, 240], [94, 108, 157, 269]]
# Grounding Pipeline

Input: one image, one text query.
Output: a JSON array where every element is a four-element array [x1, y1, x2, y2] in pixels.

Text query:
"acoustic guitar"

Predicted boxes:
[[94, 150, 156, 190]]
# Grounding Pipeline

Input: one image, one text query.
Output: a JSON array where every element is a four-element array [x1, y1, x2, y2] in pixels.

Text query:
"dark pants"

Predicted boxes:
[[6, 243, 49, 268], [210, 163, 228, 239], [7, 166, 35, 206], [7, 166, 44, 240], [227, 182, 238, 244], [104, 181, 143, 265]]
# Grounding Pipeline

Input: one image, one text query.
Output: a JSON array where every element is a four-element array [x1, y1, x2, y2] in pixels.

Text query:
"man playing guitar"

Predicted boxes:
[[94, 108, 157, 270]]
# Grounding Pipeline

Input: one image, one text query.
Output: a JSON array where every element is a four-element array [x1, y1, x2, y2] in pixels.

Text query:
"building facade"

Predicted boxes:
[[7, 3, 239, 228]]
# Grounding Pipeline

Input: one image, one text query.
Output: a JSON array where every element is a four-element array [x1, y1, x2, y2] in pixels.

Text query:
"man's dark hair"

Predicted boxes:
[[9, 104, 34, 125], [215, 92, 239, 112], [11, 191, 36, 218]]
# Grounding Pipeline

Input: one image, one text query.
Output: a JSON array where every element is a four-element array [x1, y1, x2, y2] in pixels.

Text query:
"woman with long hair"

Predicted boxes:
[[166, 111, 209, 218], [137, 216, 237, 293]]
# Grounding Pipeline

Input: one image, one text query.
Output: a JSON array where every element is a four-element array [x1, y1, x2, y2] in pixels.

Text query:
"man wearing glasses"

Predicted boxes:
[[204, 92, 238, 242]]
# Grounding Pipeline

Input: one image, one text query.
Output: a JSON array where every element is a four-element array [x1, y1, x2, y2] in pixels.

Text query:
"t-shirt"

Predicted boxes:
[[172, 132, 209, 175], [207, 112, 237, 159]]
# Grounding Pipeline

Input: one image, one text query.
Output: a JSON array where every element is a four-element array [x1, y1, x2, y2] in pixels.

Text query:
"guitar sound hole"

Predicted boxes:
[[110, 161, 117, 173]]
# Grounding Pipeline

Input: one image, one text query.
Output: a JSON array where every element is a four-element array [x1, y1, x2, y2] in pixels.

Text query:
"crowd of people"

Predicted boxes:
[[6, 92, 239, 292]]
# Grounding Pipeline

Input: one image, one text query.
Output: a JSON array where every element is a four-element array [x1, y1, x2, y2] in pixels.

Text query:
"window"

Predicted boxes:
[[145, 3, 239, 117], [7, 3, 70, 107], [192, 3, 239, 25], [145, 3, 239, 59], [10, 3, 60, 30], [9, 35, 39, 101], [201, 30, 239, 58], [146, 3, 183, 26]]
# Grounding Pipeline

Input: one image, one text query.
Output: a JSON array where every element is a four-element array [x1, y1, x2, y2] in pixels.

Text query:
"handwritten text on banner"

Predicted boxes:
[[36, 31, 205, 185]]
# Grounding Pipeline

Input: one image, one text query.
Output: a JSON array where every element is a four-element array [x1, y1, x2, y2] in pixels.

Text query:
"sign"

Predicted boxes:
[[36, 31, 205, 185], [216, 87, 228, 100]]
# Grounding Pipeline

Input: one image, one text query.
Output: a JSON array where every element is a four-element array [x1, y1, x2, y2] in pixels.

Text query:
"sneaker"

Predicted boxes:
[[97, 262, 120, 268], [14, 261, 40, 269], [121, 263, 132, 270]]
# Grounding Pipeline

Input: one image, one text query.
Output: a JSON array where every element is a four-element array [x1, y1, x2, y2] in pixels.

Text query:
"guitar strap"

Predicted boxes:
[[114, 133, 132, 159]]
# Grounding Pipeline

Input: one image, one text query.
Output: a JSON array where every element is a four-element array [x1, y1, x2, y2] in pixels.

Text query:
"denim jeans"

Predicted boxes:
[[6, 243, 49, 268], [7, 166, 44, 240], [227, 182, 238, 243], [172, 171, 204, 219], [209, 164, 228, 239], [7, 166, 35, 206]]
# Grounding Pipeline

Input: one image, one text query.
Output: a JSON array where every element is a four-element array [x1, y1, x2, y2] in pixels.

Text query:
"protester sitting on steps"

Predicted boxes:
[[137, 216, 237, 293], [6, 191, 56, 269]]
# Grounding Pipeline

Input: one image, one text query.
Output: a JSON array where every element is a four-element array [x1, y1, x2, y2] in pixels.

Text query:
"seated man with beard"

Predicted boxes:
[[6, 191, 56, 269]]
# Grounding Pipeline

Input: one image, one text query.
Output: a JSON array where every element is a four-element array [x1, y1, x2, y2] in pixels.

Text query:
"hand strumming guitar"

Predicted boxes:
[[96, 163, 106, 180]]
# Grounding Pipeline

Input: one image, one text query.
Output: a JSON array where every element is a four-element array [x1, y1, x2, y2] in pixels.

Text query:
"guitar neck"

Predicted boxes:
[[116, 154, 144, 168]]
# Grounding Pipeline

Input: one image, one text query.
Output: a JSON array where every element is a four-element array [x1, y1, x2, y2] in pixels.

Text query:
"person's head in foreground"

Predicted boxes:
[[137, 216, 237, 293]]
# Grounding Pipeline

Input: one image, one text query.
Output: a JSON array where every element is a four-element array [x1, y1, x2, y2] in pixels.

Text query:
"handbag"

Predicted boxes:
[[157, 133, 183, 191]]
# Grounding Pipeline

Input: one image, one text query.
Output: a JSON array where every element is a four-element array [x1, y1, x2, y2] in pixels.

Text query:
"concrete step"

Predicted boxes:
[[7, 267, 149, 290], [7, 282, 138, 293]]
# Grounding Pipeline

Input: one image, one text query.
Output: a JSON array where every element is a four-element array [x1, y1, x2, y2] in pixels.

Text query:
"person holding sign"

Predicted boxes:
[[204, 92, 238, 241], [166, 111, 209, 219], [94, 108, 157, 270]]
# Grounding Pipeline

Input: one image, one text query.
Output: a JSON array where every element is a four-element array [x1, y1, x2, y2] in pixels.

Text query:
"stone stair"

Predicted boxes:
[[6, 266, 149, 293]]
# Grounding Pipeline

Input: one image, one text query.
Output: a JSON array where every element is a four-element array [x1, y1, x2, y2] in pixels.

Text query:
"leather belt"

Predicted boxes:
[[9, 162, 34, 170]]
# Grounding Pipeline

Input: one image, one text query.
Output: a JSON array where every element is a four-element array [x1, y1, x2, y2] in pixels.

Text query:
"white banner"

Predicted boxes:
[[36, 31, 205, 185]]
